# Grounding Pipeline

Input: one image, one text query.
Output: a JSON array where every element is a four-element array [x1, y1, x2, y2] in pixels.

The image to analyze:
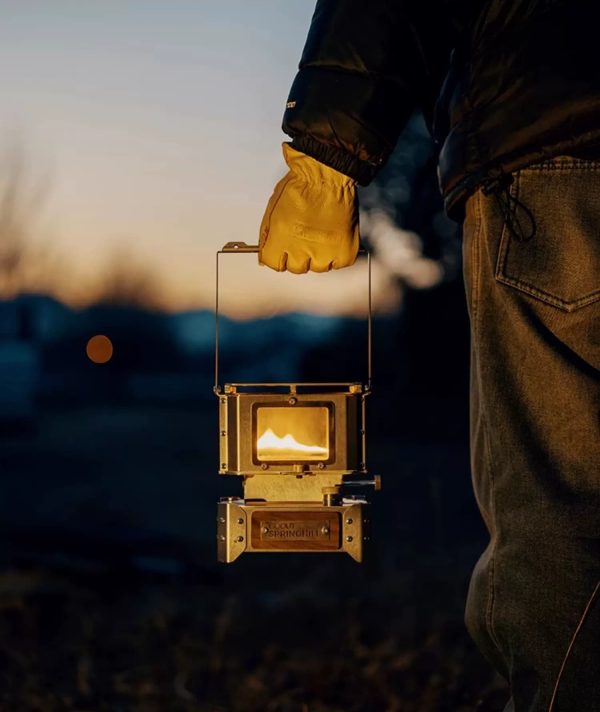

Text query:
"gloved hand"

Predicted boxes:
[[259, 143, 360, 273]]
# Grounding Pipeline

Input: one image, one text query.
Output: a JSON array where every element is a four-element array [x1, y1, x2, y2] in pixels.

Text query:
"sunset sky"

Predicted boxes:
[[0, 1, 406, 317]]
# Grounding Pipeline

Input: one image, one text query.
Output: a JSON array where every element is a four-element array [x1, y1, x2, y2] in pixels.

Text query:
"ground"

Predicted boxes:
[[0, 404, 507, 711]]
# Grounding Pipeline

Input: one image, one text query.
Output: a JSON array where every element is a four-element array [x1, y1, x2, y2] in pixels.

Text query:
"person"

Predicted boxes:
[[258, 2, 600, 710]]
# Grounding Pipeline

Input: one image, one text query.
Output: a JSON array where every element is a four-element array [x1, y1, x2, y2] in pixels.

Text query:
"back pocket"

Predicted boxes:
[[495, 158, 600, 312]]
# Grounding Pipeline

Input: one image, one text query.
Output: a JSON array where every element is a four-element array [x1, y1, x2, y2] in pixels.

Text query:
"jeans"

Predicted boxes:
[[462, 157, 600, 712]]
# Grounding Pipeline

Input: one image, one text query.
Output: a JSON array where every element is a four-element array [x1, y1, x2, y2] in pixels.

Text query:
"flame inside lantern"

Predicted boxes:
[[257, 428, 329, 460], [256, 406, 330, 461]]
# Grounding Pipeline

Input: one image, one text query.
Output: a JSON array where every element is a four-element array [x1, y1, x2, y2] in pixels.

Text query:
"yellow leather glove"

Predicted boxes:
[[259, 143, 360, 273]]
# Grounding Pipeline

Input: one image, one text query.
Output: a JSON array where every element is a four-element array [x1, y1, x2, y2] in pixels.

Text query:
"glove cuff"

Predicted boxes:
[[282, 142, 356, 189]]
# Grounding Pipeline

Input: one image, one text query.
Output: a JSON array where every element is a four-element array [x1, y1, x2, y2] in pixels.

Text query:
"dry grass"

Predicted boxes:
[[0, 566, 507, 712]]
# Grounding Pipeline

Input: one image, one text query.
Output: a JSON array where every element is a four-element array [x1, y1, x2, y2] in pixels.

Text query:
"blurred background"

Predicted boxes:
[[0, 2, 506, 710]]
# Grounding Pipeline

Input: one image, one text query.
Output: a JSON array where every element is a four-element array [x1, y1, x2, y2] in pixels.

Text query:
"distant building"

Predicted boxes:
[[0, 299, 40, 424]]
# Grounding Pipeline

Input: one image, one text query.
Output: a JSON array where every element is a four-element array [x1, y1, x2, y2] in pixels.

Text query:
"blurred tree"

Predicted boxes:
[[93, 249, 165, 311], [0, 142, 51, 297]]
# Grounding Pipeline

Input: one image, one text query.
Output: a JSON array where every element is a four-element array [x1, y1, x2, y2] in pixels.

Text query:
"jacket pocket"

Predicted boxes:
[[495, 158, 600, 312]]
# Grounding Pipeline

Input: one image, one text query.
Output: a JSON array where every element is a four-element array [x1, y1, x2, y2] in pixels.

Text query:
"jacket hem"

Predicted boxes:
[[443, 128, 600, 222]]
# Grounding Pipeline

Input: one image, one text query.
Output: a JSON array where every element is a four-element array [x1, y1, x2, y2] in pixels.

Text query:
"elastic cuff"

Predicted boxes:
[[289, 136, 382, 186], [282, 143, 355, 188]]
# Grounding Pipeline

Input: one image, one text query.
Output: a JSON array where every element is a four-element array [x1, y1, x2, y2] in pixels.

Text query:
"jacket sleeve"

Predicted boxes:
[[282, 0, 456, 185]]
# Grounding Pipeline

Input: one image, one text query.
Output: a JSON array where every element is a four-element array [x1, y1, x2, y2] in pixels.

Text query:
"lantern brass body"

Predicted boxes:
[[217, 499, 371, 563], [214, 243, 379, 563], [219, 385, 365, 480]]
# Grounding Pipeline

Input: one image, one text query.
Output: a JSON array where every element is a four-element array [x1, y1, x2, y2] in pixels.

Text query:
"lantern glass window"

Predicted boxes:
[[255, 405, 330, 462]]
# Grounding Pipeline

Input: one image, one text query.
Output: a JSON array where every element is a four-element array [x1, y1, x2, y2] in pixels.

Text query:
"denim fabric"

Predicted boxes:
[[462, 157, 600, 712]]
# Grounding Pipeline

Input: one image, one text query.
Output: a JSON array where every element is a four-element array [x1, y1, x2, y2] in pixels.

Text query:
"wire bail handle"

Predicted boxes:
[[214, 241, 372, 392]]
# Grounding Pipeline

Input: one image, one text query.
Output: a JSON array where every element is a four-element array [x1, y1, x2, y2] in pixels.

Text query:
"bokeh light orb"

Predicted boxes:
[[86, 335, 114, 364]]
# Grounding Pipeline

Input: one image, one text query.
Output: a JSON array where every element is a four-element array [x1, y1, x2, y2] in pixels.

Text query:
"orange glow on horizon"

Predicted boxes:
[[40, 250, 402, 319]]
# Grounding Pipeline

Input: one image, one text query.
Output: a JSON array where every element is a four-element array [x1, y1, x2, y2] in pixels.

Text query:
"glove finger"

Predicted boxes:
[[332, 232, 360, 269], [259, 239, 286, 271], [278, 251, 288, 272], [259, 248, 279, 270], [332, 258, 355, 270], [310, 259, 334, 273], [286, 253, 310, 274]]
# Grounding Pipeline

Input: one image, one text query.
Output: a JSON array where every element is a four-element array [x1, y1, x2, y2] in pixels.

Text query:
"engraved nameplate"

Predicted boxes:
[[260, 519, 330, 541], [251, 510, 341, 551]]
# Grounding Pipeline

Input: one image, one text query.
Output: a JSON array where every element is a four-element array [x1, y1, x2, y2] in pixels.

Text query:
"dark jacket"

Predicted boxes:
[[282, 0, 600, 219]]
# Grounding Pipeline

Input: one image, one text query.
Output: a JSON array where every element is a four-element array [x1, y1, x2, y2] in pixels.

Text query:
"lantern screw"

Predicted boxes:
[[235, 536, 244, 543], [236, 518, 244, 525], [288, 396, 297, 405], [346, 535, 354, 543], [346, 518, 353, 525]]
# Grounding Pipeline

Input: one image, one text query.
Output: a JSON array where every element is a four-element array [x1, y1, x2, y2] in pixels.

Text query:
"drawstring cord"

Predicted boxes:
[[482, 174, 537, 242]]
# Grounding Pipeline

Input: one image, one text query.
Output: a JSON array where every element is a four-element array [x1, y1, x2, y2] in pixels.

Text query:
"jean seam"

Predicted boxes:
[[524, 160, 600, 172], [470, 190, 482, 328], [482, 414, 503, 657], [472, 190, 504, 659], [468, 195, 492, 534], [495, 179, 513, 292], [548, 580, 600, 711], [494, 276, 600, 311]]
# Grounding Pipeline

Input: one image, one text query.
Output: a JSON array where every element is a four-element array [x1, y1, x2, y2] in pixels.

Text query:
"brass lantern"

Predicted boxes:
[[214, 242, 380, 562]]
